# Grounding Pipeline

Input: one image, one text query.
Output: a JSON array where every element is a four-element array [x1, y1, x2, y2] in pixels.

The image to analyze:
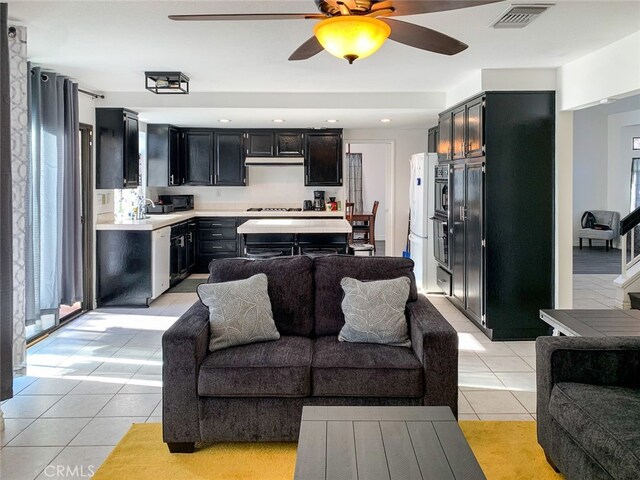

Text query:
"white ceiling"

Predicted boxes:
[[8, 0, 640, 127]]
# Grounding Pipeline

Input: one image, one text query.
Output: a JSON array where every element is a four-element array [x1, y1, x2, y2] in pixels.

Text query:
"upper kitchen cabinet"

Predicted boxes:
[[276, 131, 304, 156], [183, 129, 214, 185], [245, 131, 274, 157], [442, 96, 485, 161], [305, 130, 343, 186], [437, 112, 452, 162], [245, 130, 305, 157], [96, 108, 140, 189], [147, 124, 182, 187], [427, 127, 438, 154], [214, 130, 246, 186]]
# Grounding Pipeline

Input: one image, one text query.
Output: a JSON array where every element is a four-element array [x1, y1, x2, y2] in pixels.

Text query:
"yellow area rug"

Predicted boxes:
[[93, 422, 563, 480]]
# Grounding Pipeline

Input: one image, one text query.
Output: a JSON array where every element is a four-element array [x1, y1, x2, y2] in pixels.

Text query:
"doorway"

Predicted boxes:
[[346, 141, 395, 256]]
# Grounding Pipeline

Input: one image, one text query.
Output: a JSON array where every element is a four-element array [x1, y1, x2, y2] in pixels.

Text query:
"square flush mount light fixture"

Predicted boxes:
[[145, 71, 189, 94]]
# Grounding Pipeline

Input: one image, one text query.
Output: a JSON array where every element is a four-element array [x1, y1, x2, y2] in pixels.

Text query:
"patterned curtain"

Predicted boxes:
[[9, 24, 27, 376], [346, 153, 364, 213]]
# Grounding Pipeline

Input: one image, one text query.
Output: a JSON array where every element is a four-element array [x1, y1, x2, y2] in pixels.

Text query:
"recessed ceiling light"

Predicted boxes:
[[326, 119, 338, 123], [380, 118, 392, 123], [218, 119, 231, 123], [273, 119, 285, 123]]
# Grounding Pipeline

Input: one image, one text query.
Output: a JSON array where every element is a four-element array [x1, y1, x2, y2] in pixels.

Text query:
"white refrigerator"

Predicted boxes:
[[408, 153, 438, 293]]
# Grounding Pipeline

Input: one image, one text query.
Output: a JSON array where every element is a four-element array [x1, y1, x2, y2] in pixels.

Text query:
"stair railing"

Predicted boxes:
[[620, 206, 640, 275]]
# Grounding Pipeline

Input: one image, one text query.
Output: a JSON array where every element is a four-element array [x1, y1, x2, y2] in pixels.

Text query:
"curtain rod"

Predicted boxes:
[[79, 89, 104, 100]]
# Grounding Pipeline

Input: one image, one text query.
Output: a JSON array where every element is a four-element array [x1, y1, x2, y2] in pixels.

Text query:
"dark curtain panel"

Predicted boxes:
[[26, 65, 81, 324], [346, 153, 364, 213], [1, 2, 15, 400]]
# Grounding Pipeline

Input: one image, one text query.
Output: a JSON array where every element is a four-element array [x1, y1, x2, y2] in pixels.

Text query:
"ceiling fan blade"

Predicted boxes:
[[386, 0, 503, 17], [382, 18, 468, 55], [168, 13, 325, 21], [289, 36, 325, 61]]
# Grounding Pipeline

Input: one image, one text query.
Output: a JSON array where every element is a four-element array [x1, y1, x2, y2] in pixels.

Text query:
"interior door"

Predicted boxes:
[[465, 163, 484, 323], [451, 164, 466, 307]]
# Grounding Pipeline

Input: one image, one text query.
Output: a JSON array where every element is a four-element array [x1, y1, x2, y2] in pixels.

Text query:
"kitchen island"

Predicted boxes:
[[237, 219, 351, 257]]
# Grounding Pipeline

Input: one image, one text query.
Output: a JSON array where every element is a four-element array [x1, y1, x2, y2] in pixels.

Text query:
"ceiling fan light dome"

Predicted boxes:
[[313, 16, 390, 63]]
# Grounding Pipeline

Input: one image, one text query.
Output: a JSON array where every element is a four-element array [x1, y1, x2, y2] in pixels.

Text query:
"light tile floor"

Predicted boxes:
[[1, 274, 540, 479], [573, 273, 617, 309]]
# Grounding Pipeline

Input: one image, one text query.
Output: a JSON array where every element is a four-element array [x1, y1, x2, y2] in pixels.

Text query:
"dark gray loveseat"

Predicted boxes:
[[537, 336, 640, 479], [162, 255, 458, 453]]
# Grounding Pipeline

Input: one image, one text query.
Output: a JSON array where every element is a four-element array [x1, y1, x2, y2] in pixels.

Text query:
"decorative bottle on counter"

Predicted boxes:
[[327, 197, 337, 211]]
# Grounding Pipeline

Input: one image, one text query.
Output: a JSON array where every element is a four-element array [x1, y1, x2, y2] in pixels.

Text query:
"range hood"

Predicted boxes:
[[244, 157, 304, 166]]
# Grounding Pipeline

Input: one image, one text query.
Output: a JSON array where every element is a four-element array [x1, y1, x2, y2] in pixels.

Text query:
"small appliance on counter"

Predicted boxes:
[[146, 203, 175, 215], [158, 194, 194, 211], [313, 190, 325, 211], [326, 197, 337, 211], [303, 200, 314, 211]]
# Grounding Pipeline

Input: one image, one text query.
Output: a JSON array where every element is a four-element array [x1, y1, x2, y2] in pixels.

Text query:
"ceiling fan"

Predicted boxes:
[[169, 0, 503, 64]]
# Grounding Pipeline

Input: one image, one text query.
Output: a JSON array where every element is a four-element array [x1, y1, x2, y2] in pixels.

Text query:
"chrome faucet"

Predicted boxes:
[[139, 198, 155, 219]]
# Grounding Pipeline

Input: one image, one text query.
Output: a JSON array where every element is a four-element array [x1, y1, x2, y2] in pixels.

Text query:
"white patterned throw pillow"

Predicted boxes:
[[338, 276, 411, 348], [197, 273, 280, 352]]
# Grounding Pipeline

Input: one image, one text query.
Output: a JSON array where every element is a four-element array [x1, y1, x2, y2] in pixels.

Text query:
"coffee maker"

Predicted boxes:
[[313, 190, 325, 211]]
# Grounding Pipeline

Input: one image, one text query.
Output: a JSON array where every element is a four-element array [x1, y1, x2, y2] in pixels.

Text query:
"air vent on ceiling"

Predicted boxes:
[[491, 4, 552, 29]]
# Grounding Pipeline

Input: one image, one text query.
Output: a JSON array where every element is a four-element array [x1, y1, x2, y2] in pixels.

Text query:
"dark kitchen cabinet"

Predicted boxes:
[[246, 131, 274, 156], [276, 131, 304, 156], [170, 222, 192, 286], [215, 131, 246, 186], [96, 108, 140, 189], [186, 220, 196, 273], [427, 127, 438, 154], [452, 106, 466, 160], [451, 162, 484, 325], [443, 91, 555, 340], [196, 217, 238, 272], [147, 124, 182, 187], [437, 112, 452, 161], [183, 130, 214, 185], [305, 130, 342, 186]]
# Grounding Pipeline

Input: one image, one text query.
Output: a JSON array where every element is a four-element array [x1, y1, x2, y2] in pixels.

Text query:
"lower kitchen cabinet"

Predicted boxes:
[[97, 230, 152, 307], [195, 217, 239, 273], [170, 222, 196, 286]]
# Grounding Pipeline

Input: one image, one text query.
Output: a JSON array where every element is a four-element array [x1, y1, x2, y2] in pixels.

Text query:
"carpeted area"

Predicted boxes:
[[166, 278, 205, 293], [93, 422, 563, 480]]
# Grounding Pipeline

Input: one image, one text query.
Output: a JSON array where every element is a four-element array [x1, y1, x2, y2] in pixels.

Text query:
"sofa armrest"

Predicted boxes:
[[536, 336, 640, 435], [162, 301, 210, 444], [407, 295, 459, 416]]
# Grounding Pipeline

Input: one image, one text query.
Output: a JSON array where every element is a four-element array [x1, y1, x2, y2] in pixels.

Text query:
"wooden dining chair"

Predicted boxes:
[[345, 203, 374, 256], [352, 200, 380, 252]]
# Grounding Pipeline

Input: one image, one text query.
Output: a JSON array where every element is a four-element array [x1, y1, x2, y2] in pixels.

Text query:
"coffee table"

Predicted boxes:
[[294, 406, 486, 480], [539, 309, 640, 337]]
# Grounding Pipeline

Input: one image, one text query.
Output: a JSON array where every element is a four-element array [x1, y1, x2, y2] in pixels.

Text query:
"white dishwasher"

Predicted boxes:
[[151, 227, 171, 299]]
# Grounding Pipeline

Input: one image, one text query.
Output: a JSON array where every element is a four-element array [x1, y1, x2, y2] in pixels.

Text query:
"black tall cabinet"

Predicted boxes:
[[96, 108, 139, 189], [440, 91, 555, 340]]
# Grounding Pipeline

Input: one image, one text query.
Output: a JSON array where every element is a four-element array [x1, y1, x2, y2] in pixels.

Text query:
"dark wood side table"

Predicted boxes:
[[539, 309, 640, 337], [294, 406, 486, 480]]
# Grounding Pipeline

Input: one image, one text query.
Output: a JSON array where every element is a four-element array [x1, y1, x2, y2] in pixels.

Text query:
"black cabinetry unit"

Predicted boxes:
[[442, 91, 555, 340], [196, 217, 239, 272], [183, 129, 214, 185], [437, 112, 453, 162], [147, 124, 182, 187], [245, 131, 274, 156], [276, 131, 305, 156], [245, 130, 305, 157], [427, 127, 438, 154], [169, 222, 196, 286], [214, 131, 246, 186], [96, 108, 140, 189], [97, 230, 151, 306], [186, 220, 196, 272], [305, 130, 342, 186]]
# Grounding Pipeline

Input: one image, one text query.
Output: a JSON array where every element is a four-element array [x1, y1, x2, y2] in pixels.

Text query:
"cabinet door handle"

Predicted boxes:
[[209, 246, 223, 249], [210, 233, 223, 237], [209, 223, 222, 227], [170, 174, 174, 185], [210, 174, 213, 184]]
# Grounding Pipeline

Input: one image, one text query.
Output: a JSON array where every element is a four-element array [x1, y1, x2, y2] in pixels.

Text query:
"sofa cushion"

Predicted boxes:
[[198, 335, 312, 398], [313, 256, 418, 337], [208, 256, 314, 337], [549, 382, 640, 479], [339, 277, 411, 348], [197, 274, 280, 353], [311, 336, 423, 398]]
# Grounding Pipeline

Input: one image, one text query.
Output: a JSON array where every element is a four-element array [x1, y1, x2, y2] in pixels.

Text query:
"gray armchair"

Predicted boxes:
[[578, 210, 620, 251], [536, 336, 640, 479]]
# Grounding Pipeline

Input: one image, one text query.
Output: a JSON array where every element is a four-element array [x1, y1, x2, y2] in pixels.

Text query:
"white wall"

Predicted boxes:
[[608, 112, 640, 219], [348, 143, 386, 241], [344, 129, 427, 257], [559, 31, 640, 111]]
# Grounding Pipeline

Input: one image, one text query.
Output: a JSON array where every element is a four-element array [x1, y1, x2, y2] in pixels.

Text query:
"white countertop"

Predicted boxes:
[[95, 209, 345, 231], [237, 219, 352, 234]]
